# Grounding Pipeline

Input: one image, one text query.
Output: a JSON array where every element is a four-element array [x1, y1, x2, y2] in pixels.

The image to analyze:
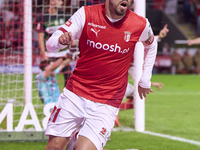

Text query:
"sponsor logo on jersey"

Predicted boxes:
[[87, 39, 130, 54], [91, 28, 100, 37], [65, 20, 72, 27], [124, 31, 131, 42], [99, 127, 109, 141], [88, 22, 106, 29]]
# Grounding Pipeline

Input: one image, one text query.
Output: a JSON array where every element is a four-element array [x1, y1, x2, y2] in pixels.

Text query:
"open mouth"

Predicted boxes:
[[120, 1, 128, 8]]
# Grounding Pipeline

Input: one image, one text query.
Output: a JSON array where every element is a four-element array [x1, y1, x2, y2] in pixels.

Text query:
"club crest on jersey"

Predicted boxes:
[[65, 20, 72, 27], [124, 31, 131, 42], [99, 127, 109, 141]]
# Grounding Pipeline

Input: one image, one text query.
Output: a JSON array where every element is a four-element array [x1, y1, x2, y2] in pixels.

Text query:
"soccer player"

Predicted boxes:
[[35, 55, 72, 105], [45, 0, 158, 150], [36, 0, 74, 86]]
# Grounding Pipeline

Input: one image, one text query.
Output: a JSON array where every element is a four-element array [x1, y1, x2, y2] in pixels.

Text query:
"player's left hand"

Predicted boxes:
[[138, 84, 153, 99]]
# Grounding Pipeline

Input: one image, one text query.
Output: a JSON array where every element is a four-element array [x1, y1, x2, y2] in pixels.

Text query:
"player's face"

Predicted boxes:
[[107, 0, 131, 18], [50, 0, 63, 8]]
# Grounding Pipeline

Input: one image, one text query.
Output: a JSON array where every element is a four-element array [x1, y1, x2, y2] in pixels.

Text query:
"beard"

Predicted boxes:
[[115, 7, 127, 16], [109, 1, 129, 17]]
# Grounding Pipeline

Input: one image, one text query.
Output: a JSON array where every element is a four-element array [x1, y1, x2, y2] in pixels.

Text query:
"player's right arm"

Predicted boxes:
[[46, 7, 85, 53], [36, 15, 48, 60]]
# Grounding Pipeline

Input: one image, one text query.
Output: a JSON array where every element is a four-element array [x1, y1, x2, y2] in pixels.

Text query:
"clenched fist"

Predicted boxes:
[[59, 32, 73, 45]]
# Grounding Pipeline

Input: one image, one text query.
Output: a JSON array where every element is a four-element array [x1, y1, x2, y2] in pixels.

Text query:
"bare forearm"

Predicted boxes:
[[38, 40, 46, 57], [57, 58, 71, 71], [187, 37, 200, 46]]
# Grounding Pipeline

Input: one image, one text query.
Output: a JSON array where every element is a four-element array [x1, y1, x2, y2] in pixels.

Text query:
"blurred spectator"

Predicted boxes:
[[171, 49, 184, 74], [182, 49, 193, 73], [153, 0, 166, 10], [86, 0, 103, 5], [36, 0, 73, 86], [193, 49, 200, 74], [183, 0, 192, 23], [36, 57, 71, 105], [196, 0, 200, 36], [0, 1, 23, 50], [165, 0, 177, 14], [157, 24, 169, 40], [156, 24, 169, 55], [162, 42, 170, 55]]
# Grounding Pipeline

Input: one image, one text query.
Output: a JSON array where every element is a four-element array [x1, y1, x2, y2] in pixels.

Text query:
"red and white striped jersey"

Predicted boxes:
[[46, 4, 157, 107]]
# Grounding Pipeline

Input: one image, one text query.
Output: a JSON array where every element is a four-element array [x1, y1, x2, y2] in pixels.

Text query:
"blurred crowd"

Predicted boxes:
[[171, 48, 200, 74], [0, 1, 23, 52]]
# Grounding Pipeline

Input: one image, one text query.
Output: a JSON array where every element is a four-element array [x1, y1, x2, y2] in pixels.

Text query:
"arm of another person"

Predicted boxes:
[[158, 24, 169, 40], [151, 82, 164, 90], [187, 37, 200, 46], [36, 14, 49, 61], [38, 32, 48, 60], [57, 57, 72, 72], [43, 58, 64, 78], [154, 24, 169, 42]]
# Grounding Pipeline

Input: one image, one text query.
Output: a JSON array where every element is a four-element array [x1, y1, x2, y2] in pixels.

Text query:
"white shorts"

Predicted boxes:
[[45, 88, 119, 150]]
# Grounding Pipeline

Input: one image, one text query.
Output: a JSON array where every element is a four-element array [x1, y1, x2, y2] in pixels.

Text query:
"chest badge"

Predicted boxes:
[[124, 31, 131, 42]]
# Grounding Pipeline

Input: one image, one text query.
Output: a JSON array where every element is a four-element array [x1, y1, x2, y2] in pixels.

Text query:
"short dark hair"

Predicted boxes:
[[39, 60, 50, 71]]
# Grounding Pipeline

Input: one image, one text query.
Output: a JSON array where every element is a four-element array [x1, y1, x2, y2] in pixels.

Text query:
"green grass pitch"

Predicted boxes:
[[0, 74, 200, 150]]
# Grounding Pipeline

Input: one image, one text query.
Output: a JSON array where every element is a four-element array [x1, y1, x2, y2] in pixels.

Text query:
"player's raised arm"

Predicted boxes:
[[158, 24, 169, 40], [138, 19, 158, 99], [46, 7, 85, 53]]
